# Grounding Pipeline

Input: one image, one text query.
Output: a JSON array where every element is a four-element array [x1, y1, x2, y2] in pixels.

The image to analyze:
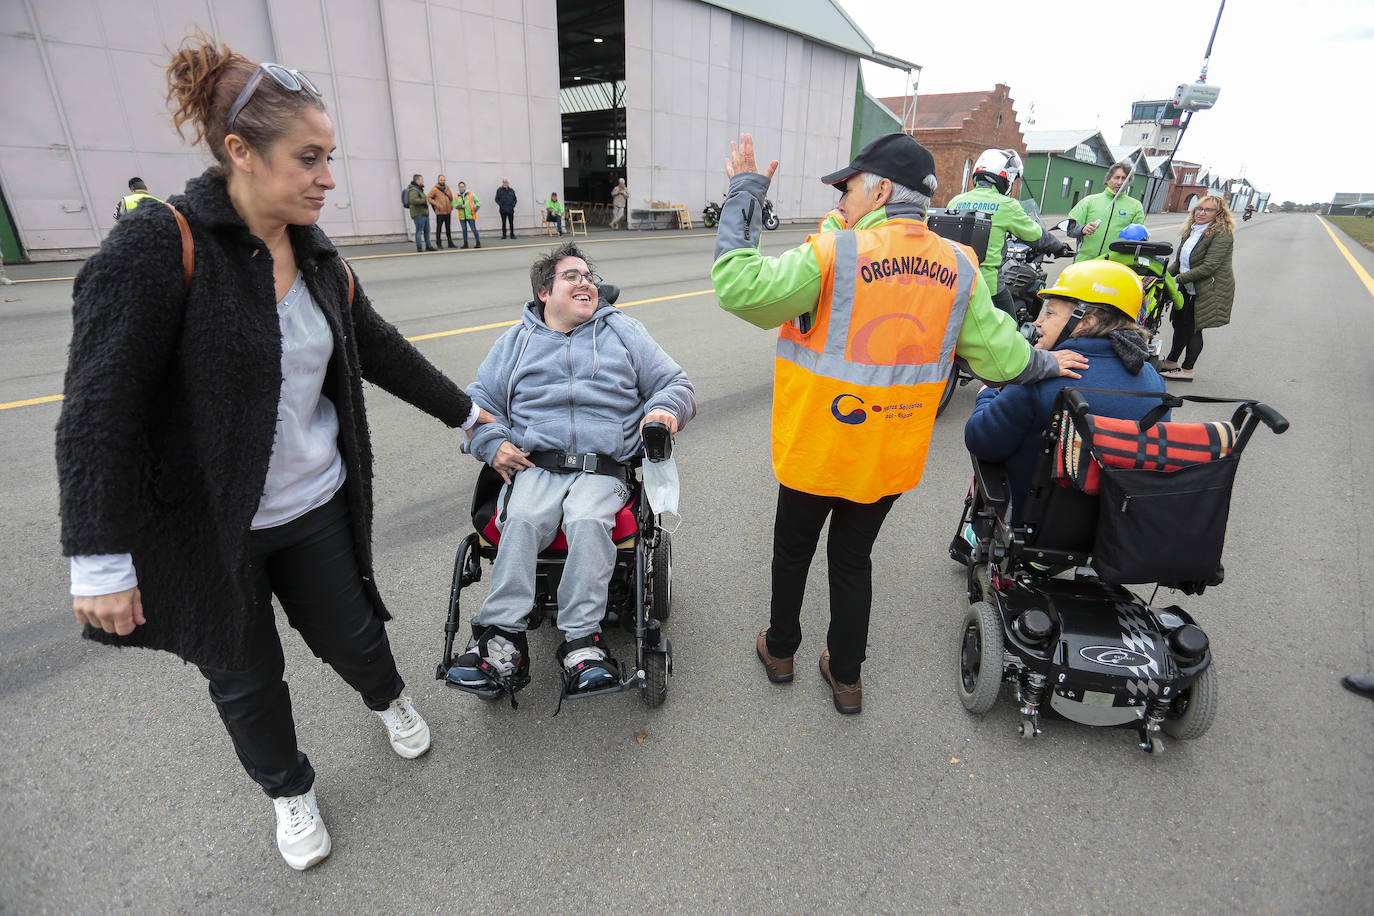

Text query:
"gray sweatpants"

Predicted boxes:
[[476, 467, 630, 640]]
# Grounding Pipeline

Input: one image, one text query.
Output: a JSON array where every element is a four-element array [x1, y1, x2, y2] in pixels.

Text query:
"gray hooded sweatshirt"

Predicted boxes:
[[467, 299, 695, 465]]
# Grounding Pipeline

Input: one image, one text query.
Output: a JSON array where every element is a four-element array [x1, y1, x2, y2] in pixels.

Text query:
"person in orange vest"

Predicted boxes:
[[712, 132, 1087, 714]]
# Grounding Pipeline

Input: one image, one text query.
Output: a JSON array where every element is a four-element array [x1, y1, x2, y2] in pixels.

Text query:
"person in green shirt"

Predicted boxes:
[[947, 149, 1071, 315], [454, 180, 481, 248], [545, 193, 566, 235], [1066, 162, 1146, 261]]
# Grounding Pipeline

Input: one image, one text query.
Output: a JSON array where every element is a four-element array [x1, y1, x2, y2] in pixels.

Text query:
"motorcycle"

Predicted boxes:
[[762, 198, 780, 230], [702, 199, 721, 228], [1243, 208, 1254, 222], [703, 197, 780, 230]]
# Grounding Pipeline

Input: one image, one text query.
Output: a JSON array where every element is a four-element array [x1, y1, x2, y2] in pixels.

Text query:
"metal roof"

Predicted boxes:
[[697, 0, 920, 71], [1023, 129, 1102, 154]]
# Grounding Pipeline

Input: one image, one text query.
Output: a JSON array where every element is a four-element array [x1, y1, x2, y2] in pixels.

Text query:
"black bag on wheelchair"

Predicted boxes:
[[1049, 389, 1261, 585]]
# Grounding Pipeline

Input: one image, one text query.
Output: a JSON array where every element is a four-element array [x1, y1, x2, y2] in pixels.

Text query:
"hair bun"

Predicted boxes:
[[166, 31, 246, 148]]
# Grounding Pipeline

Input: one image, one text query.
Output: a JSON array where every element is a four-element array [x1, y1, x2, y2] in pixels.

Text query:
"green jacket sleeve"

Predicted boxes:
[[954, 267, 1059, 384], [1003, 199, 1044, 242], [711, 172, 824, 329]]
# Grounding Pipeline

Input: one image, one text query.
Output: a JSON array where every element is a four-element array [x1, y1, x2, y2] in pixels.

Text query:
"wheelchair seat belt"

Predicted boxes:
[[527, 450, 633, 482]]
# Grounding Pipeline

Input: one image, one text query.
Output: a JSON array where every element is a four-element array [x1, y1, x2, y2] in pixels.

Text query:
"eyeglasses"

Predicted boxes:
[[550, 268, 600, 286], [1195, 206, 1218, 213], [226, 63, 322, 133]]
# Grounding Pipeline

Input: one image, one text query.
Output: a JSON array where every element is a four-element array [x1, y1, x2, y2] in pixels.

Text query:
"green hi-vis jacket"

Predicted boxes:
[[455, 191, 480, 220], [1068, 190, 1146, 261], [946, 185, 1045, 294]]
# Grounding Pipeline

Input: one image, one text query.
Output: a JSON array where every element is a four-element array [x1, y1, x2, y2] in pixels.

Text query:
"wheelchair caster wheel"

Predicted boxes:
[[1142, 736, 1165, 755], [1018, 718, 1040, 738]]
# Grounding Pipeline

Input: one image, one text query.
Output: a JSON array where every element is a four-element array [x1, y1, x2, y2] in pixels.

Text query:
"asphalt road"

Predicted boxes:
[[1, 214, 1370, 914]]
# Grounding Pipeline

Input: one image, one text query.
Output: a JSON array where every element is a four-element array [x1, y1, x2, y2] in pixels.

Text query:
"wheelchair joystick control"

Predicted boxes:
[[1168, 624, 1209, 664], [642, 421, 672, 462], [1013, 609, 1053, 644]]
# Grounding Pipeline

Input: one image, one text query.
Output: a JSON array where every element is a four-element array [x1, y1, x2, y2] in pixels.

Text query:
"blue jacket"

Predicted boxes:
[[467, 300, 696, 465], [963, 335, 1167, 518], [495, 186, 517, 213]]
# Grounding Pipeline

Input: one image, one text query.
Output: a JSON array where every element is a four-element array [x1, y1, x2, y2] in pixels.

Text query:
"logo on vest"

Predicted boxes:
[[831, 394, 867, 425]]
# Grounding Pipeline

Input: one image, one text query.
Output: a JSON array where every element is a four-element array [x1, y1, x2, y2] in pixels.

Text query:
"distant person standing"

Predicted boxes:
[[496, 178, 518, 239], [427, 174, 456, 248], [1065, 162, 1145, 261], [454, 181, 481, 248], [113, 177, 161, 222], [610, 178, 629, 229], [0, 253, 14, 285], [408, 174, 435, 252]]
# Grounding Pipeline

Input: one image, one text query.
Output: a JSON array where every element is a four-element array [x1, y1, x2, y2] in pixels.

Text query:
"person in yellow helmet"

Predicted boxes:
[[963, 260, 1168, 517]]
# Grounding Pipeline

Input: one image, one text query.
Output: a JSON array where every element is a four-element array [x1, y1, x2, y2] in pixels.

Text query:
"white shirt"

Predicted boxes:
[[1179, 223, 1206, 293]]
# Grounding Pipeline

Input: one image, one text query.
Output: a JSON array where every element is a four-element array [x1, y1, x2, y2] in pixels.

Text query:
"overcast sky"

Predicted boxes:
[[839, 0, 1373, 203]]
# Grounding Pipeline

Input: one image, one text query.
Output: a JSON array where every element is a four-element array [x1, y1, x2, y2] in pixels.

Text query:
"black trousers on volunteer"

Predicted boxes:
[[765, 484, 900, 684], [197, 491, 405, 798]]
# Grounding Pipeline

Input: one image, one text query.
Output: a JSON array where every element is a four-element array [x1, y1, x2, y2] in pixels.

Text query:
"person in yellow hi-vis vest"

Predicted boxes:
[[712, 133, 1088, 714], [113, 177, 161, 221]]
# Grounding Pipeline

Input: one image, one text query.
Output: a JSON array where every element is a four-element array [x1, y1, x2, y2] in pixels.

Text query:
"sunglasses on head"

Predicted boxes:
[[226, 63, 321, 133]]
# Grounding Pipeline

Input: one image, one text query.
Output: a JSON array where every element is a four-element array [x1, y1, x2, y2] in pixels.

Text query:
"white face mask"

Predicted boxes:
[[642, 456, 681, 532]]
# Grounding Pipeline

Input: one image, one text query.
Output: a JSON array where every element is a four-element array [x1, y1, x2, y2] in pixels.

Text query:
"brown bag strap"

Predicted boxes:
[[163, 201, 193, 294], [343, 258, 354, 308]]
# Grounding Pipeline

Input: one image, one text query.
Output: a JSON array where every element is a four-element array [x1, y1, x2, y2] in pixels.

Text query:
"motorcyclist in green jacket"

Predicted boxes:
[[946, 149, 1071, 316]]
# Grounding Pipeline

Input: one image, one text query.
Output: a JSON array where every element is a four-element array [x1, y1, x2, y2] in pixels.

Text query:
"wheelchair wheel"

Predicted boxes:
[[650, 531, 672, 621], [936, 363, 959, 418], [1163, 663, 1218, 740], [957, 601, 1004, 714], [642, 652, 668, 707]]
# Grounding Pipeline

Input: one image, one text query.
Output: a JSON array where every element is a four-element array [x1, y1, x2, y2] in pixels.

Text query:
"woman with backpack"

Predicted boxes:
[[55, 34, 491, 871]]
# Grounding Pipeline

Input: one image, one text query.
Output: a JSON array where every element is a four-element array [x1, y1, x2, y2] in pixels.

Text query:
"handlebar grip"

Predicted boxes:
[[642, 421, 673, 461], [1061, 388, 1092, 419], [1251, 402, 1290, 434]]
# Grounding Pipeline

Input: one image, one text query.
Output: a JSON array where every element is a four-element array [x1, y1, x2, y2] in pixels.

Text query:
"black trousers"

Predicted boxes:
[[766, 484, 899, 684], [500, 210, 515, 237], [197, 491, 404, 798], [1167, 289, 1205, 369], [435, 213, 453, 245]]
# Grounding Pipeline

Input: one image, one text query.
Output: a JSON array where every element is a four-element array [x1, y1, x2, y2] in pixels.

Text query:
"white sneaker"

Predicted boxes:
[[273, 788, 331, 871], [0, 276, 13, 285], [375, 696, 431, 759]]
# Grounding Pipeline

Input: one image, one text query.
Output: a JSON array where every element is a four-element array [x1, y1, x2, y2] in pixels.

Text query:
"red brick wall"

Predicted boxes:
[[911, 85, 1029, 207]]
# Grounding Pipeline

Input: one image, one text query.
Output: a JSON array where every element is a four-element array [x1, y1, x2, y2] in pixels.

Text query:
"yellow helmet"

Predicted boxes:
[[1038, 260, 1144, 320]]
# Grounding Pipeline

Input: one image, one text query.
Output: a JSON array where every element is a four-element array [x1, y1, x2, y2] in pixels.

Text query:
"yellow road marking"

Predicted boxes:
[[1319, 217, 1374, 299], [0, 288, 716, 411]]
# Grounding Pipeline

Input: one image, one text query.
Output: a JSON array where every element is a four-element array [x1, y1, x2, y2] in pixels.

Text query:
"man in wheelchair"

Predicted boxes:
[[451, 242, 695, 700]]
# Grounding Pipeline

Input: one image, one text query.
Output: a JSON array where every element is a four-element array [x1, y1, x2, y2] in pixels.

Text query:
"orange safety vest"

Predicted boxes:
[[772, 219, 976, 503]]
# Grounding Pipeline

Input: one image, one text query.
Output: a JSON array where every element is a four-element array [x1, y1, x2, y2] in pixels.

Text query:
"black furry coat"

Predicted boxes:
[[56, 172, 472, 670]]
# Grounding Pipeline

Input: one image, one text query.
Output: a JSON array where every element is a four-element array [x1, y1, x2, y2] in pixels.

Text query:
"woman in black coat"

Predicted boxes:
[[55, 36, 490, 871]]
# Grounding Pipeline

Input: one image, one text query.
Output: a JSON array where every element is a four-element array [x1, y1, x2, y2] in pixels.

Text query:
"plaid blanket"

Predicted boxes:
[[1055, 411, 1236, 495]]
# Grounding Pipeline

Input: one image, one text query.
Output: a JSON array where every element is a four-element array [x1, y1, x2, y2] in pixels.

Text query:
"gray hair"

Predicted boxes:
[[860, 171, 934, 211]]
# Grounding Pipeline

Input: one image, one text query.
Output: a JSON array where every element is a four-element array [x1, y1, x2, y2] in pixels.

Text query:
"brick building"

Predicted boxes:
[[878, 84, 1028, 207]]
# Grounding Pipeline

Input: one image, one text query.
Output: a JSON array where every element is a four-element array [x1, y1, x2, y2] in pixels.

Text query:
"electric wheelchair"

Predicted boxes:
[[950, 387, 1287, 753], [436, 421, 675, 711]]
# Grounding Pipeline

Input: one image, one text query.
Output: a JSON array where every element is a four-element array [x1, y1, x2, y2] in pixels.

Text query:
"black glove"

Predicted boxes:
[[1056, 242, 1074, 258]]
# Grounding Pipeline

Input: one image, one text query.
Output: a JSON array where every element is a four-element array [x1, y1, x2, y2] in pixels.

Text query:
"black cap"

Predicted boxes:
[[819, 133, 937, 194]]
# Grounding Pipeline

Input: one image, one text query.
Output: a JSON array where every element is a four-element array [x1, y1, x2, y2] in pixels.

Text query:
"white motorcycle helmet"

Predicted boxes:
[[972, 148, 1024, 195]]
